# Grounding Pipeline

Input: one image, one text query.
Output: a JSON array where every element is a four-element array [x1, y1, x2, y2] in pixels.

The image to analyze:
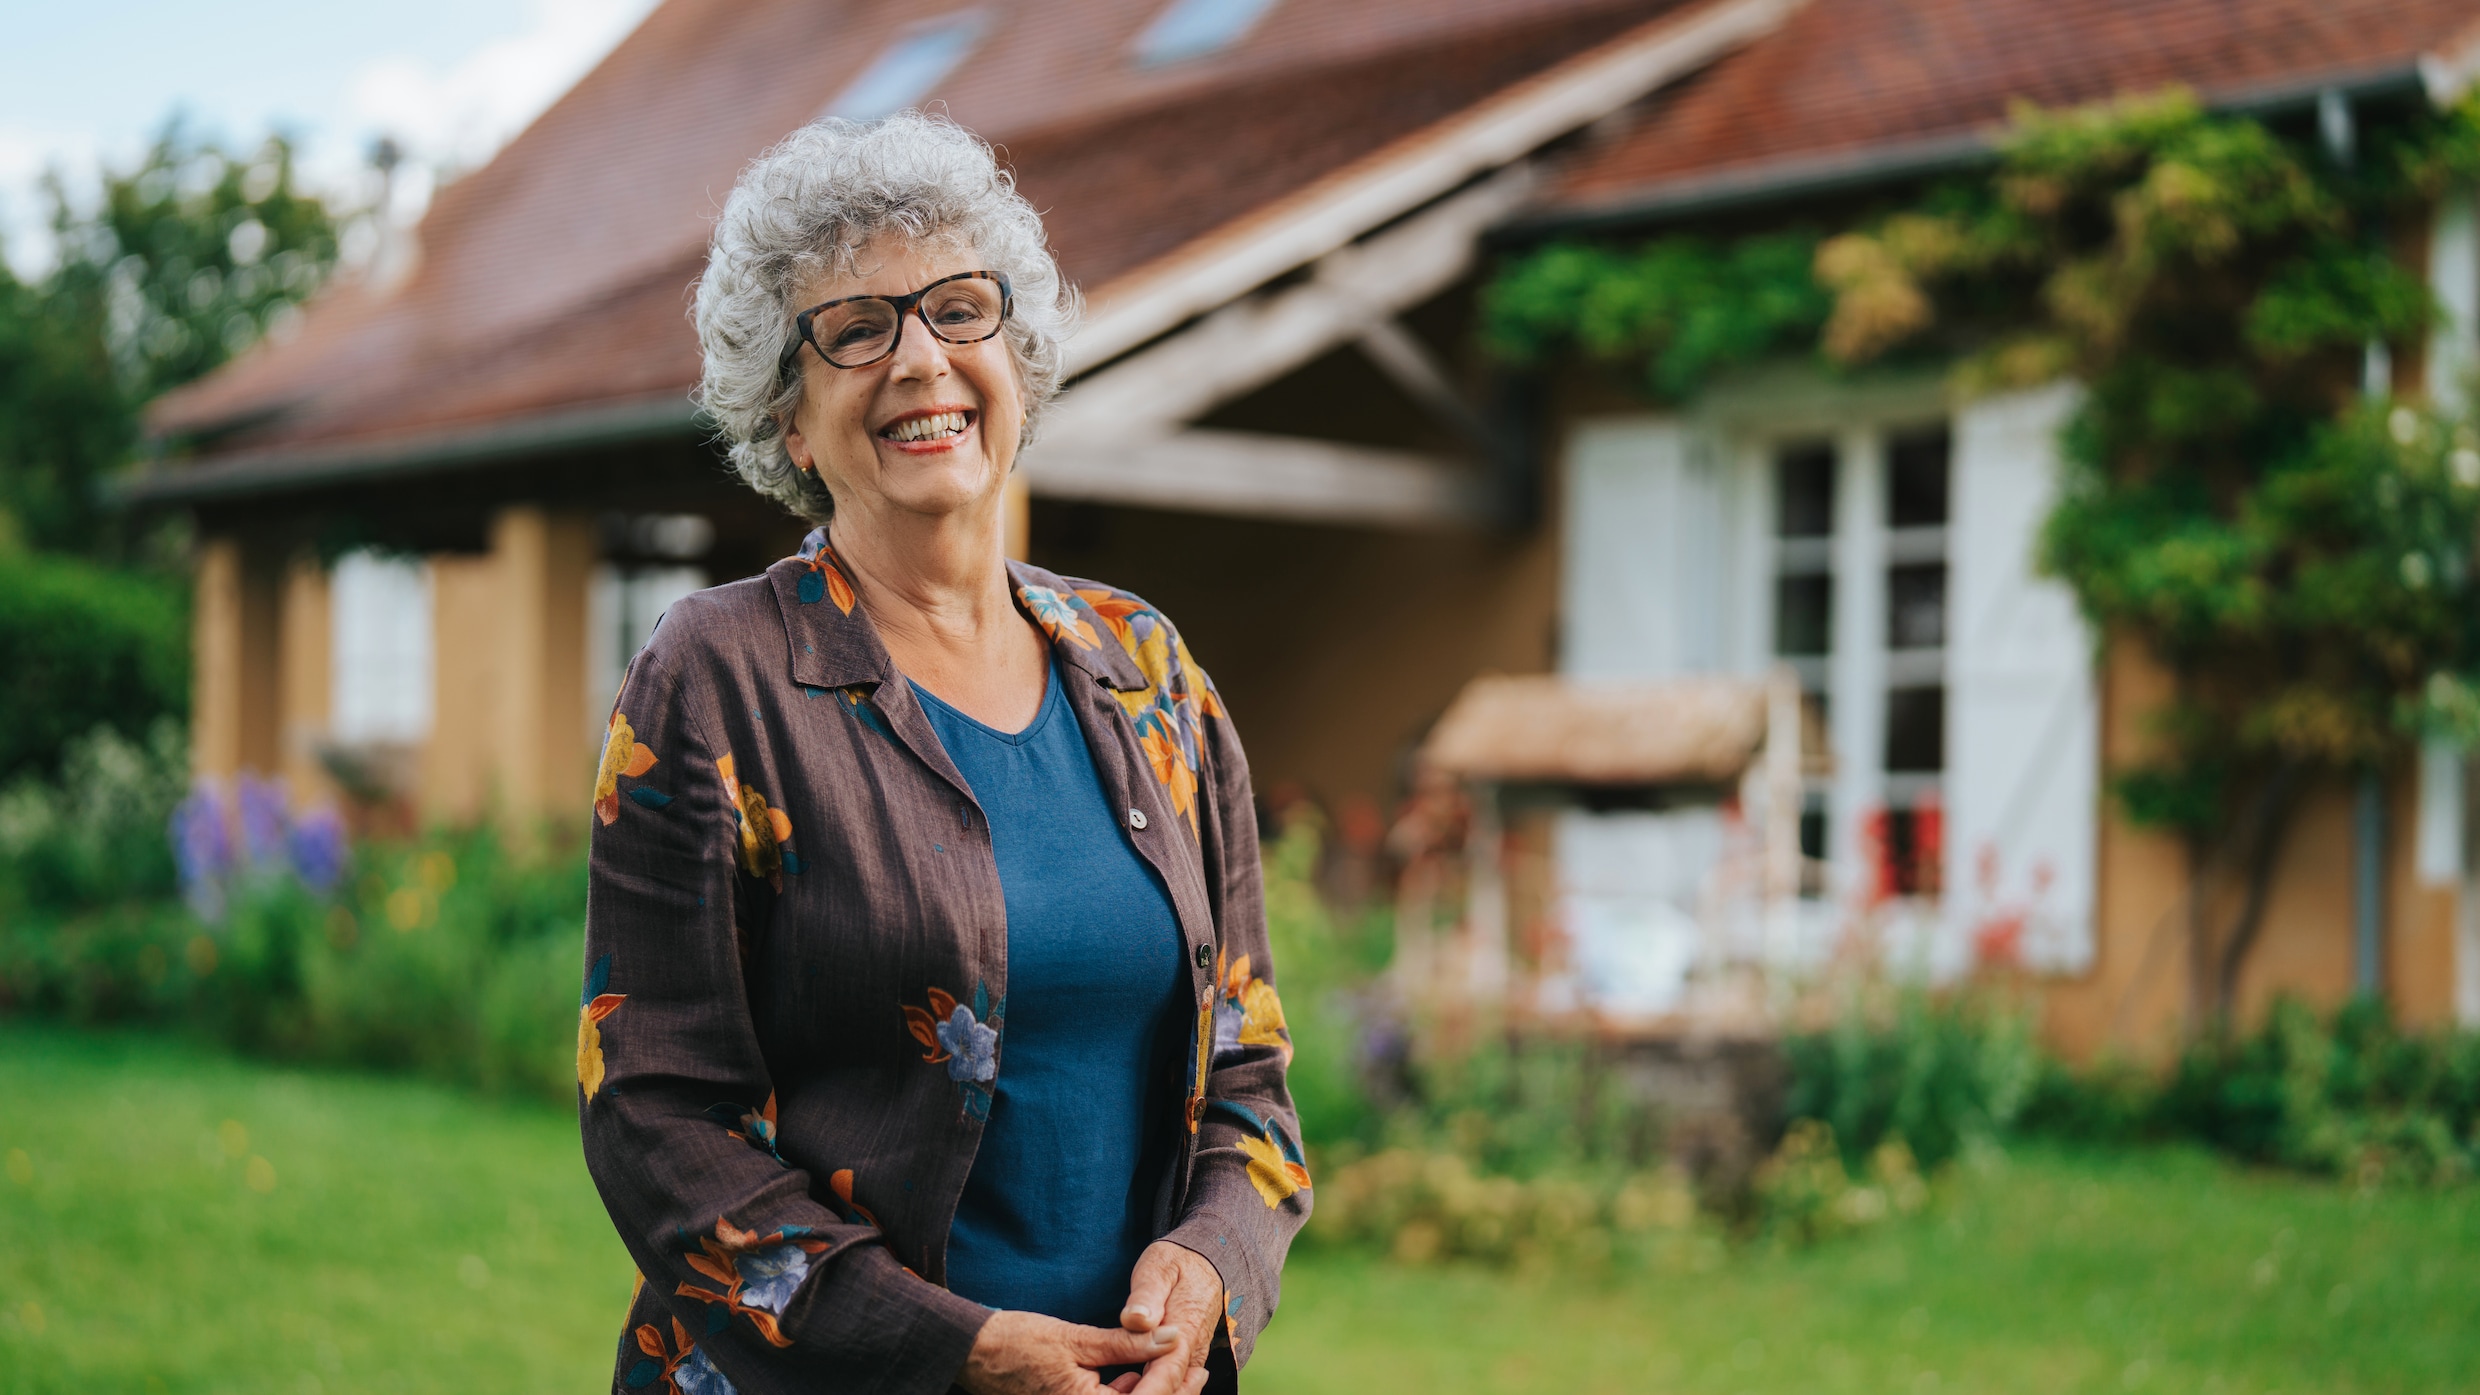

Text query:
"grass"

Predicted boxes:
[[0, 1023, 634, 1394], [4, 1025, 2477, 1394], [1257, 1152, 2480, 1395]]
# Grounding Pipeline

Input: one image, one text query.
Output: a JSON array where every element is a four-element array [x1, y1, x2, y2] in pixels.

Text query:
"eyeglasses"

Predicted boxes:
[[782, 270, 1013, 371]]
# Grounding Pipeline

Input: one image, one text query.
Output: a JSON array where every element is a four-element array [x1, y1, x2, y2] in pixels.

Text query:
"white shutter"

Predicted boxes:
[[1560, 417, 1727, 679], [1947, 385, 2099, 972]]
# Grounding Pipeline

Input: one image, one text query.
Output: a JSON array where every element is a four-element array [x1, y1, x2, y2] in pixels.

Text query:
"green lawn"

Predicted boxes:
[[0, 1024, 634, 1393], [4, 1025, 2476, 1394]]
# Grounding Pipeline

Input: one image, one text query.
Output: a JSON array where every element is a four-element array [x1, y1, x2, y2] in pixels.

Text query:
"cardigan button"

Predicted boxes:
[[1194, 942, 1212, 969], [1128, 808, 1148, 831]]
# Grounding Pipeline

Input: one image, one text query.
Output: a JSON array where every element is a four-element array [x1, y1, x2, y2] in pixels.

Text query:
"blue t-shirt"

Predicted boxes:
[[911, 651, 1189, 1326]]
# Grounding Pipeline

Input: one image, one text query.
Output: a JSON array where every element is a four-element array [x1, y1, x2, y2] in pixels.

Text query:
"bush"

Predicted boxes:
[[0, 751, 587, 1104], [1750, 1119, 1929, 1247], [2089, 997, 2480, 1185], [1781, 985, 2040, 1172], [0, 552, 187, 783], [0, 718, 187, 914], [198, 831, 586, 1099], [1311, 1146, 1715, 1270]]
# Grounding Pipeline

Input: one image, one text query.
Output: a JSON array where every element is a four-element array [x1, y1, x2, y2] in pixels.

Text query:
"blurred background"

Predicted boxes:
[[7, 0, 2480, 1390]]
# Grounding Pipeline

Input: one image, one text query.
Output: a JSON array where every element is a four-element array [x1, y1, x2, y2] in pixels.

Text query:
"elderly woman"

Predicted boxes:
[[579, 111, 1307, 1395]]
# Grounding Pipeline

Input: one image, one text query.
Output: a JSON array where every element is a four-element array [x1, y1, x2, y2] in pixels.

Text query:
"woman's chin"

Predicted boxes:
[[868, 454, 1006, 517]]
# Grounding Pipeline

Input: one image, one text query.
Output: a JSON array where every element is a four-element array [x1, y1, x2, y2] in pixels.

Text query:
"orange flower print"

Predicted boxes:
[[594, 712, 660, 825], [828, 1168, 880, 1229], [622, 1315, 714, 1393], [1072, 585, 1221, 833], [709, 1093, 782, 1164], [795, 546, 856, 613], [1140, 727, 1199, 828], [716, 754, 794, 888], [578, 954, 626, 1100]]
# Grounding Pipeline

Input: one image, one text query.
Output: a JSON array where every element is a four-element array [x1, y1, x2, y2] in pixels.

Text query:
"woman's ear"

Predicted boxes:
[[781, 413, 814, 473]]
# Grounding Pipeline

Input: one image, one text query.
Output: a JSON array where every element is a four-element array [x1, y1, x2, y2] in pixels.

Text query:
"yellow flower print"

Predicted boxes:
[[1238, 1132, 1310, 1207], [1220, 953, 1291, 1062], [717, 754, 794, 888], [1210, 1099, 1312, 1209], [593, 712, 659, 825], [577, 953, 626, 1100]]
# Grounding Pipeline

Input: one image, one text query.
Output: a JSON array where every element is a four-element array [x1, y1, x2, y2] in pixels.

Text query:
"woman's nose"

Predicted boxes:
[[884, 310, 953, 381]]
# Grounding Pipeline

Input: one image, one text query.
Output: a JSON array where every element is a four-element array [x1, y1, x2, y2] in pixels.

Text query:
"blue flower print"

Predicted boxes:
[[935, 1004, 998, 1082], [735, 1242, 812, 1314], [672, 1343, 739, 1395]]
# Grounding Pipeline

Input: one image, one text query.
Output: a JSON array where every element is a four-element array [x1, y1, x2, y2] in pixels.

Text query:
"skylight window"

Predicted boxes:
[[823, 12, 986, 120], [1132, 0, 1280, 66]]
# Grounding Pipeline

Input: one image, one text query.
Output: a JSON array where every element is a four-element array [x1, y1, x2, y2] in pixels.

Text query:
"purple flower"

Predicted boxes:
[[934, 1004, 998, 1082], [169, 783, 233, 923], [287, 805, 350, 893], [236, 775, 289, 868]]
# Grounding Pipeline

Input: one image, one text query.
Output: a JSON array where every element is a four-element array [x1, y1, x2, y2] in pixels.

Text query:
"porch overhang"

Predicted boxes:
[[120, 391, 701, 506]]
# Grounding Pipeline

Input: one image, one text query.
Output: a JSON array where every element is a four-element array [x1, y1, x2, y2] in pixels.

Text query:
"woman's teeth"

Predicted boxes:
[[884, 411, 968, 442]]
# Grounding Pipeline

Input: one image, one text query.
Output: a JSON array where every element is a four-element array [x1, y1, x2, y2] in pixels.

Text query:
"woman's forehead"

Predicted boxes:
[[802, 233, 981, 303]]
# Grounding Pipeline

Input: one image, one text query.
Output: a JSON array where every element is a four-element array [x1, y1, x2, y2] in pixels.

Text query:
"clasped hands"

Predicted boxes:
[[958, 1240, 1220, 1395]]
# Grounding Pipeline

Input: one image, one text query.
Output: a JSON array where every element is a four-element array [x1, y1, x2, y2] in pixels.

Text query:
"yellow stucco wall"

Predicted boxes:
[[2040, 638, 2468, 1061]]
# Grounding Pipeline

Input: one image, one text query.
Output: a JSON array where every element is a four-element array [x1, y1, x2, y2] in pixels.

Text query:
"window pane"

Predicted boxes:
[[1885, 685, 1945, 772], [330, 549, 433, 745], [1888, 425, 1950, 527], [1775, 440, 1835, 538], [1888, 562, 1946, 649], [824, 14, 985, 120], [1774, 574, 1832, 656], [1799, 804, 1829, 898], [1881, 804, 1944, 898], [1135, 0, 1281, 64]]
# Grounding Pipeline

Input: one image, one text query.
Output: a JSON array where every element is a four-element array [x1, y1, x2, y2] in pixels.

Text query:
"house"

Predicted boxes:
[[136, 0, 2480, 1056]]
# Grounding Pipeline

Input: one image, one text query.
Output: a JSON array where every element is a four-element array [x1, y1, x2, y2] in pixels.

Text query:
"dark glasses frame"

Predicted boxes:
[[781, 269, 1013, 371]]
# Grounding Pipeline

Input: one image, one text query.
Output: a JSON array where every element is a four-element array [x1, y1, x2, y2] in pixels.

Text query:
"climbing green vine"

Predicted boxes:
[[1485, 88, 2480, 1022]]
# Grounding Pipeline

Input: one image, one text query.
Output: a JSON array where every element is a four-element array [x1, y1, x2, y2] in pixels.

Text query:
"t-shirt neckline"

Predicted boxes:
[[907, 647, 1061, 747]]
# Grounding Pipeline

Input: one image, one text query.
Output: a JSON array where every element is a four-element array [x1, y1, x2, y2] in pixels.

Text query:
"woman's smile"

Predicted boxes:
[[876, 404, 979, 452]]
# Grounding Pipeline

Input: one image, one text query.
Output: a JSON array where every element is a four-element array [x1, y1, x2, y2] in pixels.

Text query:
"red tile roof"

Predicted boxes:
[[146, 0, 1684, 471], [1543, 0, 2480, 221]]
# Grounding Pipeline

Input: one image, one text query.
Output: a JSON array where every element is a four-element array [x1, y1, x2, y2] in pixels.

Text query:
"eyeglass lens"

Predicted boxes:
[[813, 279, 1005, 367]]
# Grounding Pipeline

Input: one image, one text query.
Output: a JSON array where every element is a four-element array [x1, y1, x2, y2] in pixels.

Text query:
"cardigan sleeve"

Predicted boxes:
[[1159, 685, 1311, 1369], [580, 644, 989, 1395]]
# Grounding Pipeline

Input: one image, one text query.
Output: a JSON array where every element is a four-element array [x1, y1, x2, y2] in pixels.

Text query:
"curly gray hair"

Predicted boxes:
[[693, 110, 1077, 523]]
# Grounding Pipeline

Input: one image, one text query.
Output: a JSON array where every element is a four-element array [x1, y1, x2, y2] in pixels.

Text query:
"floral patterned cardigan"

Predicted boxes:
[[579, 532, 1308, 1395]]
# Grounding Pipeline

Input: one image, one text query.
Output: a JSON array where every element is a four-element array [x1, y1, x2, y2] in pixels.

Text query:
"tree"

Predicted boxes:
[[0, 117, 341, 558]]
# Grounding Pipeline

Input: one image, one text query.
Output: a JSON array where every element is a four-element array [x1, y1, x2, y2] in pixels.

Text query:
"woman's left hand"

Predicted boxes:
[[1113, 1240, 1222, 1394]]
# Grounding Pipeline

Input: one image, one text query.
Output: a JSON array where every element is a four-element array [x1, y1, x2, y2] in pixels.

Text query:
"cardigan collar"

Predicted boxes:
[[772, 528, 1147, 694]]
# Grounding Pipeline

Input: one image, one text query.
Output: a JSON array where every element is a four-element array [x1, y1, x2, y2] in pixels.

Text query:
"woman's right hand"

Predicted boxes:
[[958, 1310, 1201, 1395]]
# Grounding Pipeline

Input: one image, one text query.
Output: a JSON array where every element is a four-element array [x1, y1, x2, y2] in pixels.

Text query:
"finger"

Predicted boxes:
[[1180, 1365, 1210, 1395], [1108, 1375, 1142, 1394], [1121, 1333, 1195, 1395], [1121, 1247, 1179, 1332], [1159, 1272, 1220, 1366], [1070, 1321, 1179, 1371]]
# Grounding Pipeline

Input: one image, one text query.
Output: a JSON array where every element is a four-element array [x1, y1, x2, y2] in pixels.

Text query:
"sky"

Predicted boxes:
[[0, 0, 660, 277]]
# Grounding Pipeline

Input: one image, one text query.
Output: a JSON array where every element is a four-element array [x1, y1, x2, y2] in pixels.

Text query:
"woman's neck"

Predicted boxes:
[[827, 487, 1049, 729]]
